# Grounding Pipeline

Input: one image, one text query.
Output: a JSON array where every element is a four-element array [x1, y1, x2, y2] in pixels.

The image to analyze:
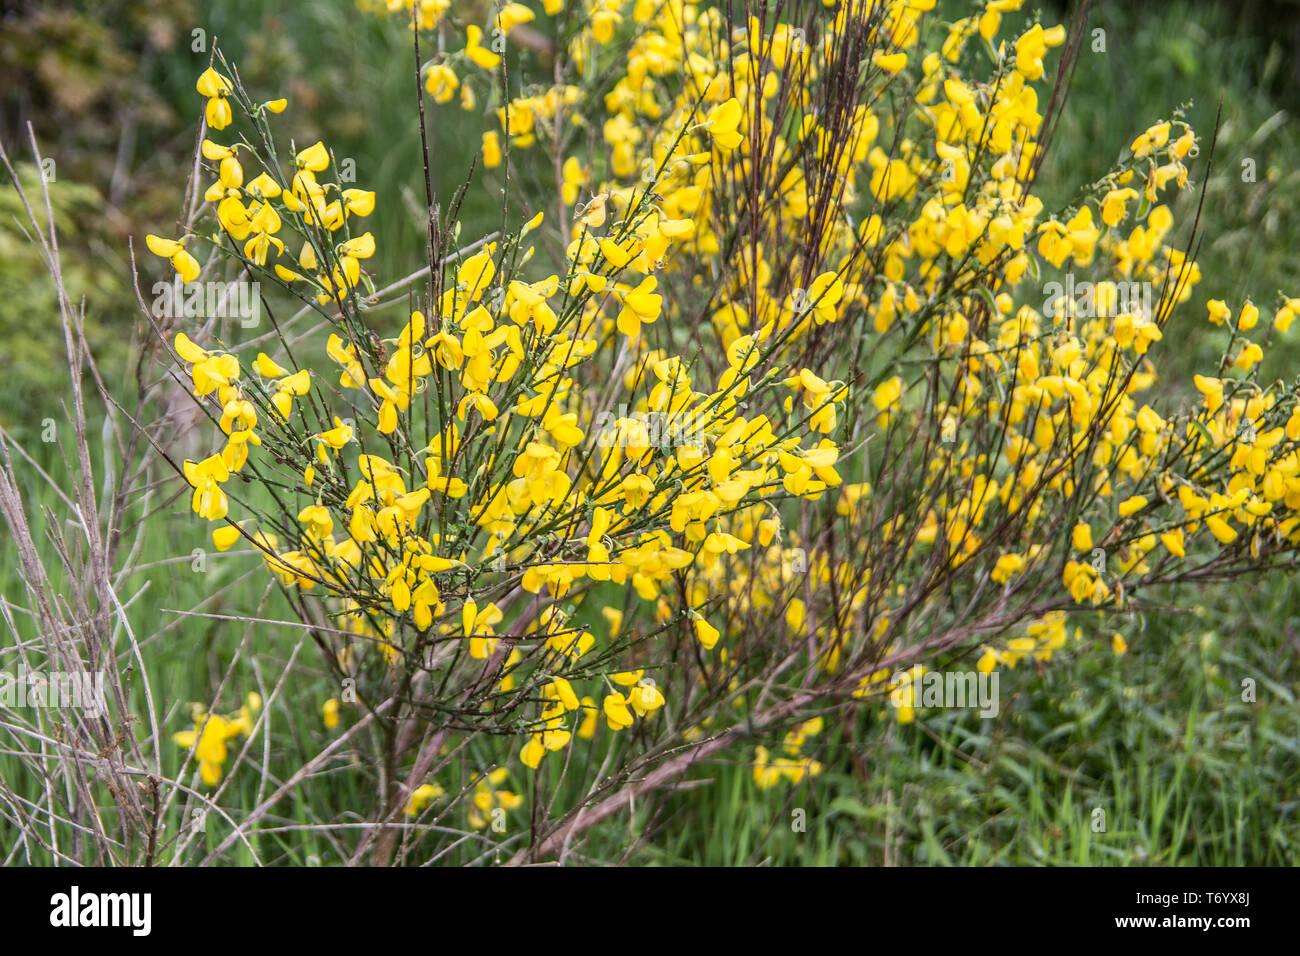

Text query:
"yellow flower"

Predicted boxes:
[[482, 130, 502, 168], [173, 706, 252, 785], [1235, 341, 1263, 371], [616, 276, 663, 338], [1118, 495, 1148, 518], [561, 156, 589, 205], [425, 63, 459, 103], [146, 234, 201, 283], [1238, 300, 1259, 331], [1274, 299, 1299, 332], [212, 524, 241, 551], [1100, 187, 1137, 227], [1013, 24, 1048, 80], [627, 680, 665, 716], [295, 140, 330, 173], [316, 416, 354, 452], [542, 677, 580, 712], [520, 735, 546, 770], [873, 51, 908, 74], [603, 692, 635, 730], [465, 25, 502, 70], [1130, 120, 1172, 158], [184, 455, 231, 521], [703, 98, 744, 152], [1205, 514, 1237, 544], [871, 376, 903, 427], [990, 553, 1024, 584], [196, 68, 233, 130], [404, 783, 444, 816], [577, 697, 599, 739], [495, 3, 535, 32]]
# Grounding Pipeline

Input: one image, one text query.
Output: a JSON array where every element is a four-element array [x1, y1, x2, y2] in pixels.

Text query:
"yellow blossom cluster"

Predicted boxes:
[[156, 2, 1300, 803]]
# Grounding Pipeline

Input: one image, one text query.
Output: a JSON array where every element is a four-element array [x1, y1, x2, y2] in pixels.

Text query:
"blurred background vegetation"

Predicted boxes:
[[1, 0, 1297, 863]]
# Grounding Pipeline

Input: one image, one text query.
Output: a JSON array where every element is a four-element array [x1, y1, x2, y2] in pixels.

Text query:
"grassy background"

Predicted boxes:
[[1, 0, 1298, 864]]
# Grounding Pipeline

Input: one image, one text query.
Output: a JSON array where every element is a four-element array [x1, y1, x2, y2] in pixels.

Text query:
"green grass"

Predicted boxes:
[[587, 586, 1300, 865]]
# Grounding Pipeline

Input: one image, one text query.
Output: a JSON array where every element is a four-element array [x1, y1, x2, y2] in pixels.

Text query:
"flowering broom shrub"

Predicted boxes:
[[139, 0, 1300, 862]]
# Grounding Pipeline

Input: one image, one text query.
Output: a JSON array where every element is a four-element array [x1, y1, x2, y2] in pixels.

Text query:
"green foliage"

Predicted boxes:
[[0, 164, 131, 437]]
